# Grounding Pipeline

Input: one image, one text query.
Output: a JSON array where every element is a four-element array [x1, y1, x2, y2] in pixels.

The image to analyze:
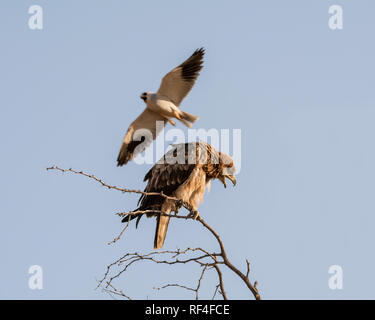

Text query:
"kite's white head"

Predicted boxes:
[[140, 92, 153, 103], [140, 92, 148, 103]]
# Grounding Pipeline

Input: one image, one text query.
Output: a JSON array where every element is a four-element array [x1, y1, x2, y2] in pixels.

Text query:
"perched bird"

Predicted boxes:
[[117, 48, 205, 166], [122, 142, 237, 249]]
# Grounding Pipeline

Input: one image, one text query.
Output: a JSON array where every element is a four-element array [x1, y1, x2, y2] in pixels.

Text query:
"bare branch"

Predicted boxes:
[[47, 166, 194, 211], [107, 220, 130, 245], [246, 259, 251, 279], [213, 263, 228, 300], [212, 285, 220, 300], [103, 282, 132, 300]]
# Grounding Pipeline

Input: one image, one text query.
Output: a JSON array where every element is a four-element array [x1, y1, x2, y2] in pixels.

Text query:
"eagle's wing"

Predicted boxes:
[[139, 143, 198, 210], [122, 143, 204, 249], [156, 48, 204, 106], [117, 109, 167, 166]]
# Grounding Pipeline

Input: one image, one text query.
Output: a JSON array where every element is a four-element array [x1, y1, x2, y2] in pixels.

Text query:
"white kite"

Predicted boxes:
[[117, 48, 204, 166]]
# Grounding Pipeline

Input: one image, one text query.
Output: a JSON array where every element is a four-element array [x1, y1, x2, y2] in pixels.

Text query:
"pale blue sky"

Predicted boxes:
[[1, 0, 375, 299]]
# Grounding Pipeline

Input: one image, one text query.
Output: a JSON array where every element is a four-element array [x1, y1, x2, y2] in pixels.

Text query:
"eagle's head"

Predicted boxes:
[[200, 144, 237, 188], [217, 153, 237, 188]]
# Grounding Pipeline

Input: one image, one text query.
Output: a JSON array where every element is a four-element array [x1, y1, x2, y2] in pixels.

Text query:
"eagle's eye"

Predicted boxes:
[[223, 162, 234, 168]]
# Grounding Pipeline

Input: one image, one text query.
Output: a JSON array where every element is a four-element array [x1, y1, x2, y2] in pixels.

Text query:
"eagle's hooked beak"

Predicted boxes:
[[219, 175, 237, 188], [226, 175, 237, 186]]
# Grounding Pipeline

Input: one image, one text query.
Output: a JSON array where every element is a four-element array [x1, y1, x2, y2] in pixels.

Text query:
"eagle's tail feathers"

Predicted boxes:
[[121, 214, 136, 223], [154, 214, 170, 249], [121, 208, 144, 228]]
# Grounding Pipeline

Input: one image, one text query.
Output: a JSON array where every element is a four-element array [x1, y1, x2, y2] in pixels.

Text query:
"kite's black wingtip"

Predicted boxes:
[[196, 47, 205, 56]]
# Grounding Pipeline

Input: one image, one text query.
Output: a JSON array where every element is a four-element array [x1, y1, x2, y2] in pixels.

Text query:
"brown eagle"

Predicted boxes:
[[122, 142, 237, 249]]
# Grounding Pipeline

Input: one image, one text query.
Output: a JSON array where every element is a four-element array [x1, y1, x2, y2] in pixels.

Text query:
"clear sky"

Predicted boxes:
[[1, 0, 374, 299]]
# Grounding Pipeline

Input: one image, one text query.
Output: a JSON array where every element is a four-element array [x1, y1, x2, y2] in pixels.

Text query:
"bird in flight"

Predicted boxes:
[[121, 142, 237, 249], [117, 48, 205, 166]]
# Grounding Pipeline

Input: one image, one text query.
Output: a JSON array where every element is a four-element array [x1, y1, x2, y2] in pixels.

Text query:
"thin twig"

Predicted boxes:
[[107, 220, 130, 245]]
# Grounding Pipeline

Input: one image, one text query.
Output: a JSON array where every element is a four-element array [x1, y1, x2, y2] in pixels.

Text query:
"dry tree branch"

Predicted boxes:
[[98, 281, 132, 300], [47, 165, 261, 300], [154, 264, 208, 300], [213, 262, 228, 300], [212, 284, 221, 300], [46, 166, 193, 211], [107, 219, 130, 245]]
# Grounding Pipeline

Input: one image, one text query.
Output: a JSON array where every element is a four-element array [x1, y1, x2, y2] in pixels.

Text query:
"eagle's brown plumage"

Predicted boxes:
[[122, 142, 236, 249]]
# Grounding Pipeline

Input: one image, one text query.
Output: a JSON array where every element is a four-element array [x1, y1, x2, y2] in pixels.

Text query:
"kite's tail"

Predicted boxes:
[[178, 111, 199, 128], [154, 210, 171, 249]]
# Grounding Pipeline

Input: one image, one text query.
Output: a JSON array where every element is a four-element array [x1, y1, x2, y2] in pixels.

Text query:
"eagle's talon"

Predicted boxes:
[[174, 112, 182, 120], [188, 210, 200, 220], [193, 211, 201, 220]]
